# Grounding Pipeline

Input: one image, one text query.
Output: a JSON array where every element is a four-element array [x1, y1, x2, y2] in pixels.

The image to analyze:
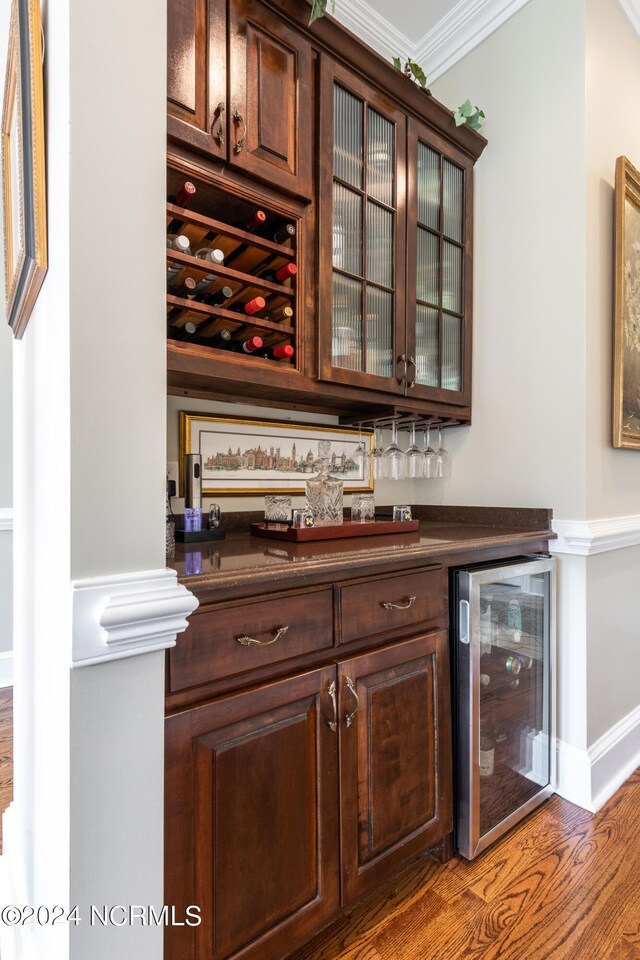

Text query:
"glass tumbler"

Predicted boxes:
[[351, 494, 375, 523]]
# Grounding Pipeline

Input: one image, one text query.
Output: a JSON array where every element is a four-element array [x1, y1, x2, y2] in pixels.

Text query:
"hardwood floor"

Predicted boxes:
[[288, 768, 640, 960], [0, 688, 13, 851]]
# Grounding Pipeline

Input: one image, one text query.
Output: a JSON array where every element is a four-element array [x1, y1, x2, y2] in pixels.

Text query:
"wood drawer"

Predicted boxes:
[[169, 586, 334, 693], [337, 566, 445, 645]]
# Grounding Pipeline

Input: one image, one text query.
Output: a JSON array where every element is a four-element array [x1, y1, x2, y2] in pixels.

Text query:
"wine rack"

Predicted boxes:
[[166, 178, 299, 367]]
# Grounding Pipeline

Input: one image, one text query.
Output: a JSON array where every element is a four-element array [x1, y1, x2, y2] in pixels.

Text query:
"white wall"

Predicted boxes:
[[0, 4, 12, 666], [430, 0, 588, 518], [586, 0, 640, 520]]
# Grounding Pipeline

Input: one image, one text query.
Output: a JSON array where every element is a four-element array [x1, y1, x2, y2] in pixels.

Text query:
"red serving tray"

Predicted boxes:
[[250, 519, 419, 542]]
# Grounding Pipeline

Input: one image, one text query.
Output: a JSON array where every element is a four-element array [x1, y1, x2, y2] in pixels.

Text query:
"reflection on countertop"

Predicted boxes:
[[167, 506, 555, 602]]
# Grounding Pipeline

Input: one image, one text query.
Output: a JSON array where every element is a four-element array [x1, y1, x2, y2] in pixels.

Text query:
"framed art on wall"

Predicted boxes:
[[613, 156, 640, 449], [2, 0, 47, 338], [179, 412, 374, 496]]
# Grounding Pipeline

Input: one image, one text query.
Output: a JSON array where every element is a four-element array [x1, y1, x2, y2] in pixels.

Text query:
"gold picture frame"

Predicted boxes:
[[2, 0, 47, 339], [613, 156, 640, 448], [179, 412, 374, 496]]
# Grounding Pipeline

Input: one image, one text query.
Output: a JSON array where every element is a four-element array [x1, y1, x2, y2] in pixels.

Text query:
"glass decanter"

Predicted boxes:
[[305, 440, 343, 526]]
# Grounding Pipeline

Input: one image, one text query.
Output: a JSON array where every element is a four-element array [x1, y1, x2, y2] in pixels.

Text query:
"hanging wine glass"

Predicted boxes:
[[383, 420, 405, 480], [405, 421, 423, 479], [421, 424, 438, 479], [435, 425, 451, 478], [371, 424, 386, 481], [352, 422, 367, 478]]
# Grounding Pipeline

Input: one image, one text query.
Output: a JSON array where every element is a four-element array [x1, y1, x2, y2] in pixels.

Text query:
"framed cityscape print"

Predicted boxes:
[[2, 0, 47, 338], [613, 156, 640, 448], [179, 412, 374, 496]]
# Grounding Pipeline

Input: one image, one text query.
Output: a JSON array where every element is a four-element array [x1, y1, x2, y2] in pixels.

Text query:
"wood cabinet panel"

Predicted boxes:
[[228, 0, 313, 199], [337, 565, 445, 645], [165, 667, 340, 960], [338, 632, 452, 904], [167, 0, 226, 160], [169, 586, 334, 693]]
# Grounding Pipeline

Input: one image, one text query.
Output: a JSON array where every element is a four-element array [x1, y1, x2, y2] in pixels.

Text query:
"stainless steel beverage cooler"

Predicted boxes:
[[453, 557, 556, 859]]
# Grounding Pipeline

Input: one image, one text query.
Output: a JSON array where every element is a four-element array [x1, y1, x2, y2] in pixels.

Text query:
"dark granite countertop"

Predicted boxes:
[[169, 506, 555, 604]]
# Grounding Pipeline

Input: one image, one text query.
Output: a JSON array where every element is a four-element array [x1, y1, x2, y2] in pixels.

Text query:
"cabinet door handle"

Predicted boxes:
[[233, 110, 247, 154], [211, 102, 225, 144], [397, 354, 408, 387], [236, 625, 288, 647], [344, 676, 359, 728], [406, 356, 417, 389], [382, 596, 416, 610], [327, 680, 338, 733]]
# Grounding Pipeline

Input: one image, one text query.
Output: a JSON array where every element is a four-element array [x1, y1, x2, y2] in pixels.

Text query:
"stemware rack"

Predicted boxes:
[[339, 407, 465, 433], [166, 181, 299, 365]]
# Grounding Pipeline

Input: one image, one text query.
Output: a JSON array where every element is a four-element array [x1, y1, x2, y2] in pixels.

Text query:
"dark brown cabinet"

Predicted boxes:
[[165, 567, 454, 960], [168, 0, 313, 200], [165, 666, 340, 960], [338, 632, 452, 905]]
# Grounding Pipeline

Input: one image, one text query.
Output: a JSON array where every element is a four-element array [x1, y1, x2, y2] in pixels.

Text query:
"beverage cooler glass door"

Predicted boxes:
[[456, 558, 556, 859]]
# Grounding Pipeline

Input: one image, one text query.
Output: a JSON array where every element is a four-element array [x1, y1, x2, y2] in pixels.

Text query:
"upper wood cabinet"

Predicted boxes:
[[318, 56, 475, 409], [168, 0, 314, 200]]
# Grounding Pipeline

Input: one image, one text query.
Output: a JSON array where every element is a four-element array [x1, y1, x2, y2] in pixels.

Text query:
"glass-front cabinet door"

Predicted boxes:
[[318, 58, 406, 395], [407, 119, 473, 405]]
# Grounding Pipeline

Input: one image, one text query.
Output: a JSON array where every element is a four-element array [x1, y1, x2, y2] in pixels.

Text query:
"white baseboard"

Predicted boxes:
[[0, 652, 13, 688], [555, 703, 640, 812]]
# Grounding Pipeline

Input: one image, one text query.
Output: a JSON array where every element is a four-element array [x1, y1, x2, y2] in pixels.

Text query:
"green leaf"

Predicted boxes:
[[392, 56, 402, 71], [408, 59, 428, 89], [460, 99, 474, 117], [454, 101, 485, 131], [453, 108, 465, 127], [308, 0, 328, 24]]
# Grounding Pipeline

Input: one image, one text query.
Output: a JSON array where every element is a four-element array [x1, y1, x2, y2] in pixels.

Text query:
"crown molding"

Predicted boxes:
[[334, 0, 533, 82], [618, 0, 640, 38], [416, 0, 533, 80], [72, 568, 198, 667], [334, 0, 415, 64], [551, 515, 640, 556]]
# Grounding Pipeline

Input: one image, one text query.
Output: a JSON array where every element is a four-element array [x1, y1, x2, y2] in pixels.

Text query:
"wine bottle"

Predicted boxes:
[[259, 344, 295, 361], [167, 234, 191, 253], [258, 262, 298, 284], [195, 247, 225, 264], [230, 296, 266, 316], [199, 284, 234, 307], [204, 328, 233, 348], [272, 223, 296, 245], [226, 335, 263, 354], [238, 210, 267, 233], [169, 276, 197, 299], [168, 321, 197, 341], [266, 305, 294, 322], [166, 181, 197, 234]]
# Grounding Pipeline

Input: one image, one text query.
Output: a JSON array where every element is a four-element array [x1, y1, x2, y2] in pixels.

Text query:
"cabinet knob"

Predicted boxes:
[[236, 625, 288, 647]]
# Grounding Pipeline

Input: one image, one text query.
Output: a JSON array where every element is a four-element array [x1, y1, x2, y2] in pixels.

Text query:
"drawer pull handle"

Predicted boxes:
[[328, 680, 338, 733], [236, 625, 288, 647], [345, 676, 359, 728], [382, 596, 416, 611]]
